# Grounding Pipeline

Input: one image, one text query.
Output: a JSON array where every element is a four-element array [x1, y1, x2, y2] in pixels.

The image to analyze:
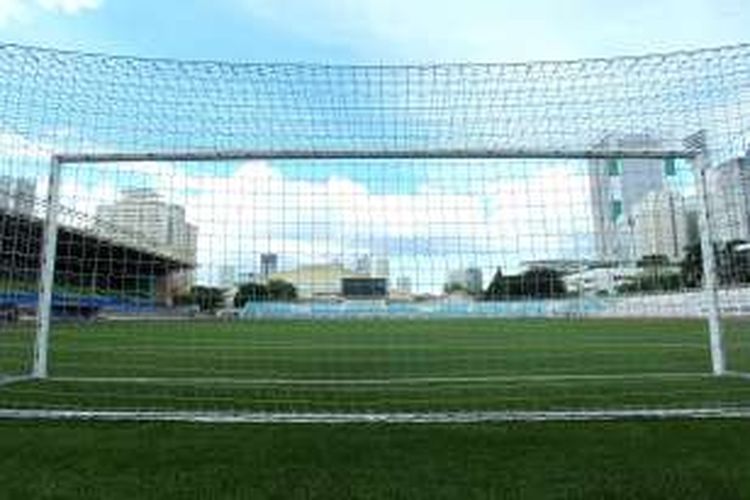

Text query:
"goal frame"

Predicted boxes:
[[28, 142, 728, 382]]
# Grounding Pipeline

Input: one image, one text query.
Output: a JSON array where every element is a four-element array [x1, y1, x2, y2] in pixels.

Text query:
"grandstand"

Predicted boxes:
[[0, 202, 195, 316]]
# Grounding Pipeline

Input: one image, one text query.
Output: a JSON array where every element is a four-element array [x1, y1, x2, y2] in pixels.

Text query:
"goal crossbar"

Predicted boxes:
[[53, 148, 697, 164]]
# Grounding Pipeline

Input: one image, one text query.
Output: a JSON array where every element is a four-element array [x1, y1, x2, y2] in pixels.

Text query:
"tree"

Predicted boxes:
[[234, 282, 270, 307], [680, 242, 703, 288], [619, 253, 682, 293], [173, 286, 225, 312], [443, 282, 468, 295], [484, 267, 566, 300], [267, 279, 297, 301], [519, 268, 567, 298], [192, 286, 225, 312], [616, 272, 682, 294], [484, 267, 510, 299], [680, 240, 750, 288], [637, 254, 670, 269], [233, 280, 297, 308], [717, 240, 750, 285]]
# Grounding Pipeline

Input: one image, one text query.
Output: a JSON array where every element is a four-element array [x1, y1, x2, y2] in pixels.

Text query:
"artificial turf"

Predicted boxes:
[[1, 318, 749, 412], [0, 419, 749, 499]]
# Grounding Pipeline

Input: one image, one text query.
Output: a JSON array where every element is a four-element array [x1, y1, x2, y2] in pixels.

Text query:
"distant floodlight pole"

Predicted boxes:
[[686, 131, 726, 376], [33, 156, 62, 379]]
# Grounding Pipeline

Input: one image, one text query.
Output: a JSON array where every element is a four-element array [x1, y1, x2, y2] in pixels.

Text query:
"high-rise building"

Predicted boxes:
[[684, 199, 701, 247], [589, 134, 666, 262], [260, 253, 278, 279], [631, 190, 688, 261], [707, 154, 750, 243], [464, 267, 484, 295], [446, 267, 483, 295], [395, 276, 412, 294], [0, 176, 36, 215], [218, 265, 237, 288], [354, 255, 372, 276], [95, 188, 197, 264], [373, 257, 389, 278]]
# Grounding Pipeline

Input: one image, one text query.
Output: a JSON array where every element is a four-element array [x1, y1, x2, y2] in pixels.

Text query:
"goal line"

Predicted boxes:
[[47, 372, 712, 387]]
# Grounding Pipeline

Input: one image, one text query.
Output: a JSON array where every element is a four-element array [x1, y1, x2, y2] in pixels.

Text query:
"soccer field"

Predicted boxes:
[[1, 318, 749, 415]]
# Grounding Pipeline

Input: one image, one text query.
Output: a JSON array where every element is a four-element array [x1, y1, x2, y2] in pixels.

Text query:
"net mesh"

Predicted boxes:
[[0, 43, 749, 420]]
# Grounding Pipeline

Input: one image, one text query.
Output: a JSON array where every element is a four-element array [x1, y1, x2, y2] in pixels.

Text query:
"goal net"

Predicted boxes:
[[0, 43, 749, 422]]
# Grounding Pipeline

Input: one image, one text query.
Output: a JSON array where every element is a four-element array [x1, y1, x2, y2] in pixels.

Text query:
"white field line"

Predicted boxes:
[[0, 375, 33, 387], [55, 342, 710, 352], [48, 372, 713, 386], [1, 407, 749, 423], [726, 371, 750, 380]]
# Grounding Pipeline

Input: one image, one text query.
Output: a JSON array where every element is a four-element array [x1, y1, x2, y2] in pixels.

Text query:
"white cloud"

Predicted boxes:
[[0, 130, 53, 159], [36, 0, 101, 14], [0, 0, 27, 26], [78, 160, 593, 286], [11, 150, 595, 290], [0, 0, 100, 28]]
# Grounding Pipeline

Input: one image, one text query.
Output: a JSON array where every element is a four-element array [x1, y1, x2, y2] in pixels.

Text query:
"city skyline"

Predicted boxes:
[[2, 147, 745, 296], [72, 149, 732, 294]]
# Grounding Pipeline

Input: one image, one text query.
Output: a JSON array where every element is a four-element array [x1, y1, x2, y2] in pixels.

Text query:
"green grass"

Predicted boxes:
[[1, 318, 749, 412], [0, 420, 749, 500]]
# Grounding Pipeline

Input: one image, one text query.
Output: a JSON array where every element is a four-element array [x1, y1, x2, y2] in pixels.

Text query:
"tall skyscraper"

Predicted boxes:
[[589, 134, 666, 262], [464, 267, 484, 295], [260, 253, 278, 279], [0, 176, 36, 215], [354, 255, 372, 276], [707, 154, 750, 243], [631, 190, 688, 261], [373, 257, 389, 278]]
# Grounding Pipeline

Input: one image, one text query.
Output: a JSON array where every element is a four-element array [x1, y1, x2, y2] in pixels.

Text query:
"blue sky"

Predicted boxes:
[[0, 0, 744, 290], [0, 0, 747, 63]]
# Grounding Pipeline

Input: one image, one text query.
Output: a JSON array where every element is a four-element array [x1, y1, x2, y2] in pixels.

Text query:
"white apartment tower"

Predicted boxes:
[[0, 176, 36, 215], [707, 155, 750, 243], [373, 257, 390, 278], [589, 134, 666, 262], [446, 267, 484, 295], [96, 188, 198, 264], [354, 255, 372, 276]]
